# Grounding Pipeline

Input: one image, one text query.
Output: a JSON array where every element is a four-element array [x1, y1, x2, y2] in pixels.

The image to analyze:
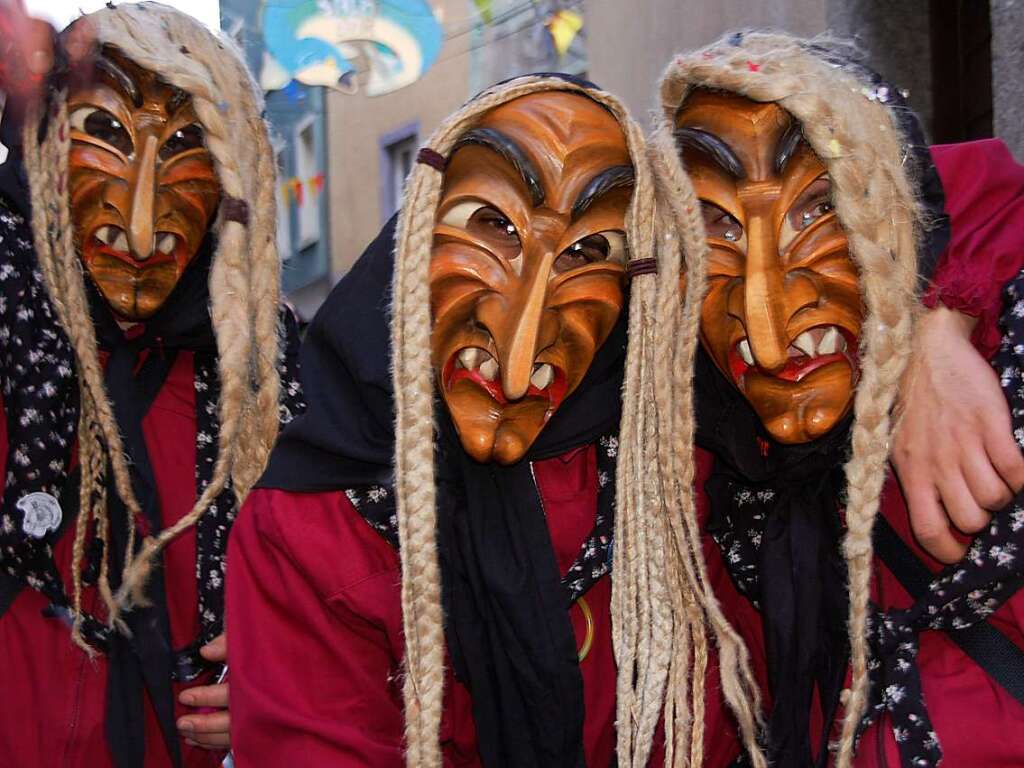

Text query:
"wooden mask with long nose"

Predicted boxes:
[[676, 90, 864, 444], [68, 50, 221, 321], [430, 91, 634, 465]]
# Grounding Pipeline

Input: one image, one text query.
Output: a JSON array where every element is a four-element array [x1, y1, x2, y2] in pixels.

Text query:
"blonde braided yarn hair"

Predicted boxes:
[[21, 2, 282, 651], [651, 31, 926, 767], [389, 74, 707, 767]]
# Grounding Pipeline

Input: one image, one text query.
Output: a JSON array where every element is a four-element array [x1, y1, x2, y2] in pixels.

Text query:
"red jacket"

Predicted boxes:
[[0, 351, 225, 768], [700, 139, 1024, 766], [226, 443, 658, 767]]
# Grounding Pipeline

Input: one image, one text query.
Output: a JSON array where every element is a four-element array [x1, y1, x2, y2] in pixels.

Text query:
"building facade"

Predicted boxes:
[[325, 0, 585, 277], [220, 0, 333, 319], [316, 0, 1020, 310], [585, 0, 1020, 155]]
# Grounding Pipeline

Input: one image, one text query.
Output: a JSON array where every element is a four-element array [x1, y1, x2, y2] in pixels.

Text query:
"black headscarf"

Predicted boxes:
[[260, 209, 627, 766], [696, 348, 850, 767], [88, 239, 217, 768]]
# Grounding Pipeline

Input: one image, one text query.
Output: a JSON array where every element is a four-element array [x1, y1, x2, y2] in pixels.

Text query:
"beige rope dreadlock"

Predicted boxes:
[[21, 2, 282, 650], [389, 75, 679, 767], [651, 31, 925, 767]]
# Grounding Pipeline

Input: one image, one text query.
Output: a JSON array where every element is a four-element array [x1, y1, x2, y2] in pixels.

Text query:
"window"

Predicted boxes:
[[274, 143, 291, 260], [380, 123, 419, 222], [386, 136, 417, 217], [294, 115, 320, 248]]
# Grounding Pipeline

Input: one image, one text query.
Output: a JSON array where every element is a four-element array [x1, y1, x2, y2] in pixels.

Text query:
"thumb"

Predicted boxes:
[[199, 632, 227, 663]]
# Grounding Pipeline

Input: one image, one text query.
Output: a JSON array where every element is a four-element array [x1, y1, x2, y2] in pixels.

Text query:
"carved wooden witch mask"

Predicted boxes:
[[431, 90, 633, 465], [677, 90, 864, 443], [68, 49, 221, 321]]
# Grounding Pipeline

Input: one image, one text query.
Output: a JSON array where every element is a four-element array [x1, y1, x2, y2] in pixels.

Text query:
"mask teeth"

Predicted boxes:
[[530, 362, 554, 390], [455, 347, 499, 382], [156, 233, 177, 255], [792, 330, 817, 357], [478, 356, 498, 382], [737, 338, 753, 365]]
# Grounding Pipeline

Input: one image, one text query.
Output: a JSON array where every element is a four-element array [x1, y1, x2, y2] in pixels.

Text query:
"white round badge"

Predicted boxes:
[[17, 492, 62, 539]]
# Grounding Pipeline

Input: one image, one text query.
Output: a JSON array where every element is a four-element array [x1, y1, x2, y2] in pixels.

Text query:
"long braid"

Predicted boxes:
[[614, 161, 670, 768], [58, 4, 285, 609], [389, 76, 664, 766], [654, 32, 923, 767], [22, 93, 141, 635], [244, 102, 283, 487], [21, 3, 283, 631], [645, 120, 768, 767]]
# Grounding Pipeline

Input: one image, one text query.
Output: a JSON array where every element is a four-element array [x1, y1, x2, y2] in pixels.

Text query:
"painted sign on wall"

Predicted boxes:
[[260, 0, 443, 96]]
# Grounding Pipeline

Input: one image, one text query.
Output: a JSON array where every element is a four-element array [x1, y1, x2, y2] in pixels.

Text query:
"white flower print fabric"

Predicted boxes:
[[859, 268, 1024, 767]]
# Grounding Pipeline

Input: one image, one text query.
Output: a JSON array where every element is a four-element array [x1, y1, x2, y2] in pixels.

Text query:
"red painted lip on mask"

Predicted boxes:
[[442, 351, 569, 409], [728, 329, 860, 386], [84, 228, 181, 269]]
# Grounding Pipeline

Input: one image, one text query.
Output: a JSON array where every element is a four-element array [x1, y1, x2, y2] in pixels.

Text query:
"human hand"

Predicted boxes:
[[177, 634, 230, 750], [892, 306, 1024, 563], [0, 5, 93, 105]]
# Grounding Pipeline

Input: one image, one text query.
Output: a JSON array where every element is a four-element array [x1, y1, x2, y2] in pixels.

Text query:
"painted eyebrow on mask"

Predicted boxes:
[[773, 120, 804, 175], [571, 164, 634, 221], [451, 127, 545, 206], [94, 55, 143, 108], [674, 126, 746, 179]]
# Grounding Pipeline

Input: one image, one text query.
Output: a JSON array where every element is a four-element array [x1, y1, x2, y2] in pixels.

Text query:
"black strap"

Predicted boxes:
[[873, 516, 1024, 706], [0, 569, 23, 617]]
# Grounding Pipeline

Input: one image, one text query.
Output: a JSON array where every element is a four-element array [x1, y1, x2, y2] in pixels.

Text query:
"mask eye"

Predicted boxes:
[[700, 201, 743, 243], [798, 200, 834, 229], [160, 123, 205, 160], [440, 202, 521, 260], [554, 231, 627, 273], [69, 106, 133, 155], [788, 176, 834, 231]]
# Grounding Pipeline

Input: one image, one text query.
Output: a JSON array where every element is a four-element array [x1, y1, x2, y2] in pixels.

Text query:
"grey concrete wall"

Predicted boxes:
[[583, 0, 828, 125], [584, 0, 936, 137], [992, 0, 1024, 159], [826, 0, 934, 139]]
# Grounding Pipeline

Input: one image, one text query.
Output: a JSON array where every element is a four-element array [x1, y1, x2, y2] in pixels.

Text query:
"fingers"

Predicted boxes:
[[63, 19, 96, 66], [936, 469, 993, 539], [178, 709, 230, 750], [961, 441, 1014, 514], [179, 682, 228, 709], [178, 710, 229, 735], [178, 678, 230, 750], [185, 731, 231, 750], [905, 480, 970, 564], [200, 633, 227, 662], [985, 420, 1024, 495]]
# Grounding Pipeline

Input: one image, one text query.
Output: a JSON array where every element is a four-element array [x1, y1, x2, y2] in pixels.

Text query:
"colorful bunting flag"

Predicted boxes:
[[472, 0, 494, 24], [546, 9, 583, 58]]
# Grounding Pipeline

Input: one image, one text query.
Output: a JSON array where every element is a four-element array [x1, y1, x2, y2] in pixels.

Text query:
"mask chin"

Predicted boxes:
[[442, 381, 554, 465], [83, 256, 183, 321], [742, 361, 856, 444]]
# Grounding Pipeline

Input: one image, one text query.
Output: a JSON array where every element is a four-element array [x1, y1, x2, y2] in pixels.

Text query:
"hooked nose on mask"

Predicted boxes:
[[492, 249, 558, 401], [127, 134, 159, 261], [741, 213, 788, 373]]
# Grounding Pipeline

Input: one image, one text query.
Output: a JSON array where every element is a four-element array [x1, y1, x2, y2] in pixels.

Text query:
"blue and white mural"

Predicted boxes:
[[260, 0, 444, 97]]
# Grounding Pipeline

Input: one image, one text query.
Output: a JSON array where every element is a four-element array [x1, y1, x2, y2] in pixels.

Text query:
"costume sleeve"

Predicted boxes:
[[226, 489, 406, 767], [925, 139, 1024, 358]]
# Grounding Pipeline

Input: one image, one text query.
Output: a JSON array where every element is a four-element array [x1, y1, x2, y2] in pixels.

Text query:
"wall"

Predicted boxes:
[[583, 0, 827, 123], [992, 0, 1024, 159], [220, 0, 332, 318], [826, 0, 933, 139], [326, 0, 471, 277]]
